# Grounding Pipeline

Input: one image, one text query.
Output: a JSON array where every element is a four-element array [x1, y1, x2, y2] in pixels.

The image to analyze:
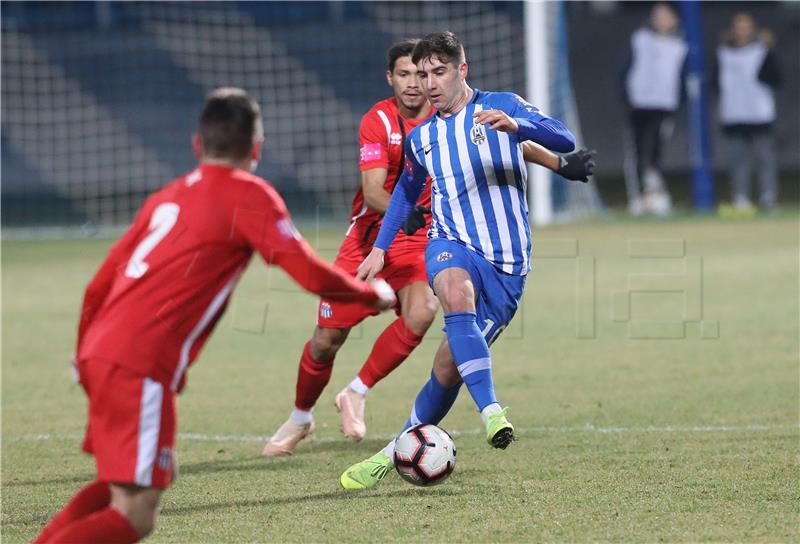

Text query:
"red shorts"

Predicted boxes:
[[79, 359, 176, 489], [318, 234, 428, 328]]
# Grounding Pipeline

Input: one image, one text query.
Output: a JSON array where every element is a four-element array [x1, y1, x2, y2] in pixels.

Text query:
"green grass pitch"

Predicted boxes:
[[2, 213, 798, 542]]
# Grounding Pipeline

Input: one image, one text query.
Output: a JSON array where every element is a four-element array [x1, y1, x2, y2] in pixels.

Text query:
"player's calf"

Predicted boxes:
[[109, 483, 161, 539]]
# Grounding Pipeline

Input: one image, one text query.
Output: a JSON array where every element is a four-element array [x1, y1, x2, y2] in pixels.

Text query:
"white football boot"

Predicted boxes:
[[335, 386, 367, 441], [261, 417, 315, 457]]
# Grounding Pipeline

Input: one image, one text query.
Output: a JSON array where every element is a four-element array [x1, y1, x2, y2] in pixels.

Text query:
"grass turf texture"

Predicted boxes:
[[3, 213, 798, 542]]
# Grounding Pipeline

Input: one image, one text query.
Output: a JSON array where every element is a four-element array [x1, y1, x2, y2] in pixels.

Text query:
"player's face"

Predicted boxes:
[[651, 4, 678, 34], [731, 14, 756, 44], [417, 55, 467, 114], [388, 56, 426, 111]]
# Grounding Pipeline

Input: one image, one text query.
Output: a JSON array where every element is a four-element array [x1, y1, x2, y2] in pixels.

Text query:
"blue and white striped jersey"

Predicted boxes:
[[398, 89, 573, 276]]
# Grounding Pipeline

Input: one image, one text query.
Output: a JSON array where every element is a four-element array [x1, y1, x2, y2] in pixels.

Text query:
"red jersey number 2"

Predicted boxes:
[[125, 203, 180, 279]]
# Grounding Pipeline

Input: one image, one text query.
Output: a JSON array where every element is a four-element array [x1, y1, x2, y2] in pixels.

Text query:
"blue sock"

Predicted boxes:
[[401, 370, 462, 433], [444, 312, 497, 411]]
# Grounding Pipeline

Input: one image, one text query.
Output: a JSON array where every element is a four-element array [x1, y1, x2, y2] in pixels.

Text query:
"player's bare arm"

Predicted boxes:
[[521, 141, 560, 170], [361, 168, 391, 213], [522, 142, 597, 182]]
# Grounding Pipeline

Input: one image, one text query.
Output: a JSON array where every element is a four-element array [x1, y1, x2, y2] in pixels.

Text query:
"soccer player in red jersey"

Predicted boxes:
[[33, 88, 394, 544], [262, 39, 596, 456]]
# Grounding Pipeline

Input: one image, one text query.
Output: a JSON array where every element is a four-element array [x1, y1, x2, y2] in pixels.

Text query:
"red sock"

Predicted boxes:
[[294, 341, 334, 411], [34, 480, 111, 543], [47, 507, 139, 543], [358, 318, 424, 388]]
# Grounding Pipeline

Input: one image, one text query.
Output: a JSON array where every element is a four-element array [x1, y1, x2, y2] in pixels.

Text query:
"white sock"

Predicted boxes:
[[480, 403, 502, 425], [348, 376, 369, 396], [383, 439, 396, 463], [290, 408, 313, 425]]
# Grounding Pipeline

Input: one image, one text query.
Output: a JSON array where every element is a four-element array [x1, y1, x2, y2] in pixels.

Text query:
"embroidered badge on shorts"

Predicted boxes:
[[437, 251, 453, 262], [158, 447, 173, 471], [319, 302, 333, 319]]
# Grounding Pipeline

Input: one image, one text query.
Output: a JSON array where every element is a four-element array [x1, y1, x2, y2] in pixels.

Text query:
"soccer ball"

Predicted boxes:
[[393, 424, 456, 486]]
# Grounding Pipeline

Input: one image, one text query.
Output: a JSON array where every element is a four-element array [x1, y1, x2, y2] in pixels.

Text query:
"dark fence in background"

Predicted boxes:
[[2, 1, 797, 228]]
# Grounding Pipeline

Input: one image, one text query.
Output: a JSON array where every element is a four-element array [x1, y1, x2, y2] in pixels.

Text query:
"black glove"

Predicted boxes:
[[556, 148, 596, 182], [401, 205, 431, 236]]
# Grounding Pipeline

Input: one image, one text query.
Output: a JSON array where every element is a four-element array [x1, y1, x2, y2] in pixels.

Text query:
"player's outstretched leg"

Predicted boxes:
[[341, 343, 462, 490], [340, 372, 462, 490]]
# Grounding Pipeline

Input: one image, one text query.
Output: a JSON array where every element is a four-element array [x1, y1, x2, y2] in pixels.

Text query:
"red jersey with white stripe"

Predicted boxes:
[[77, 163, 378, 392], [348, 98, 435, 245]]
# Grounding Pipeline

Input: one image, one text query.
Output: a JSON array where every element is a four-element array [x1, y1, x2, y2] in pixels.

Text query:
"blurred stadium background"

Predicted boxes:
[[2, 1, 797, 232]]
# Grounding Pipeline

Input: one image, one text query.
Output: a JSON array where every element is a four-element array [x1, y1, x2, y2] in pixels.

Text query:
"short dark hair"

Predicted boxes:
[[198, 87, 262, 161], [412, 31, 465, 67], [387, 38, 420, 72]]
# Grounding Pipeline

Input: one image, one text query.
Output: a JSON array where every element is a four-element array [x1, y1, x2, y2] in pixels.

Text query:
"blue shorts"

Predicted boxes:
[[425, 238, 526, 345]]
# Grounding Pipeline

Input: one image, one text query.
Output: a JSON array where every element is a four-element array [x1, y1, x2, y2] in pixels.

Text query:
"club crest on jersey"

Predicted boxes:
[[437, 251, 453, 262], [320, 302, 333, 319], [470, 122, 487, 145]]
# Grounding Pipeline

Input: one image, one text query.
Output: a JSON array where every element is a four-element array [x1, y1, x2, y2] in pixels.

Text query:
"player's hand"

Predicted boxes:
[[402, 205, 431, 236], [370, 279, 396, 310], [473, 109, 518, 133], [556, 149, 596, 182], [356, 247, 386, 281]]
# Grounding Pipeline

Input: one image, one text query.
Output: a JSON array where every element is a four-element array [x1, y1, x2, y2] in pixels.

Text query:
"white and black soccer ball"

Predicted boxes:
[[393, 424, 456, 486]]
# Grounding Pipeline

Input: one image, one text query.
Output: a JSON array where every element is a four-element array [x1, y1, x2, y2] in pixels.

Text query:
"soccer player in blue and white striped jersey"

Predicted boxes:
[[340, 31, 577, 490]]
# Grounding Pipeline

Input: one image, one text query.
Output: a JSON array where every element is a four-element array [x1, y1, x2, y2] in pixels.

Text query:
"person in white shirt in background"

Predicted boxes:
[[715, 11, 782, 213], [622, 2, 688, 216]]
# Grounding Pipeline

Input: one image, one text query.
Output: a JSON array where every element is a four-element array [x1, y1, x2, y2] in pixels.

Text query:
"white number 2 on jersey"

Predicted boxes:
[[125, 203, 180, 279]]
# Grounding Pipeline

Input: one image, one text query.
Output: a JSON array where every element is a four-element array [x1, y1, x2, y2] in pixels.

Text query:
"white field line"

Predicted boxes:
[[8, 423, 799, 444]]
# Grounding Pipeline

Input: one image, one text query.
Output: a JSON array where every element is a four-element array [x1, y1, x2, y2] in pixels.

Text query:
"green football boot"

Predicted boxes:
[[340, 450, 393, 490], [486, 407, 515, 449]]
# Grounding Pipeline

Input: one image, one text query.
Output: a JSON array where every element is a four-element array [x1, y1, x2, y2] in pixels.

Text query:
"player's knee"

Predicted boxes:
[[402, 297, 439, 335], [438, 287, 474, 313], [433, 279, 474, 313], [310, 327, 349, 361]]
